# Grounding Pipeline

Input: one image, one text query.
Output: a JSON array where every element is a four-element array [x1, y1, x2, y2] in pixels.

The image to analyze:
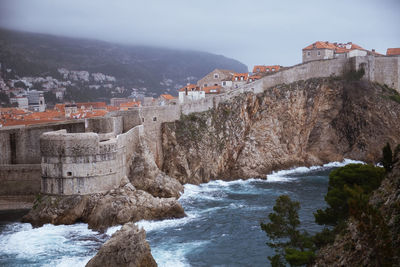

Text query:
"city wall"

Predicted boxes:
[[0, 55, 399, 196], [40, 124, 144, 195], [0, 120, 85, 165], [0, 164, 41, 195]]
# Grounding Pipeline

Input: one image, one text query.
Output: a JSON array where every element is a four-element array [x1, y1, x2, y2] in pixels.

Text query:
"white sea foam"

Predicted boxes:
[[105, 225, 122, 236], [44, 256, 93, 267], [152, 240, 209, 267], [266, 158, 365, 182], [0, 223, 101, 266], [136, 212, 198, 232]]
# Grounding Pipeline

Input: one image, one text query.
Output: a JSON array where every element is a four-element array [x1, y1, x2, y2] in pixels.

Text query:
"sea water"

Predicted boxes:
[[0, 159, 362, 267]]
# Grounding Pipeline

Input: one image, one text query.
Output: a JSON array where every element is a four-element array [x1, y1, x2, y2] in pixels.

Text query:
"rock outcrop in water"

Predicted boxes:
[[86, 223, 157, 267], [22, 181, 185, 231], [162, 78, 400, 184], [313, 161, 400, 266]]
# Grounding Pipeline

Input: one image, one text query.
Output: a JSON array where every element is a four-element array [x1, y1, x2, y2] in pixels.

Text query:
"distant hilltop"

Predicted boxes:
[[0, 28, 248, 97]]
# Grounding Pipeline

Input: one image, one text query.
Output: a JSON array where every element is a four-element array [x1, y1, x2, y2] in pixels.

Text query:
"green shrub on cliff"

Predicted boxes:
[[314, 164, 385, 227], [261, 195, 315, 266], [380, 142, 400, 172], [344, 68, 365, 81]]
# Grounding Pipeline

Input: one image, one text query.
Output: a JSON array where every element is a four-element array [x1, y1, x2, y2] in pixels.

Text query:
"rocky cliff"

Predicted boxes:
[[22, 180, 185, 231], [86, 223, 157, 267], [162, 78, 400, 184], [313, 161, 400, 266]]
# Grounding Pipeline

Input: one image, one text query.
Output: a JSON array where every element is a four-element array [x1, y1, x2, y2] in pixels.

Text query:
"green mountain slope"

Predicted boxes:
[[0, 28, 247, 96]]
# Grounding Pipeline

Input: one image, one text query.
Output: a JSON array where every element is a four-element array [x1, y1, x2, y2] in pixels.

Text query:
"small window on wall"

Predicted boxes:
[[153, 117, 157, 121], [223, 81, 226, 86], [142, 118, 145, 122], [318, 51, 321, 56], [214, 74, 219, 79], [67, 171, 72, 176], [307, 51, 311, 56]]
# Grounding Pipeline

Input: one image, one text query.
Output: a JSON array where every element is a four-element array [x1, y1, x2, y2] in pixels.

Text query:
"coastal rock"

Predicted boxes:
[[162, 79, 400, 184], [86, 223, 157, 267], [22, 183, 185, 231], [129, 138, 184, 198]]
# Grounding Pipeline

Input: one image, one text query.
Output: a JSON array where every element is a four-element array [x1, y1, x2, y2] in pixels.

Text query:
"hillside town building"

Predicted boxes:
[[196, 69, 236, 90], [178, 84, 205, 103], [302, 41, 381, 63]]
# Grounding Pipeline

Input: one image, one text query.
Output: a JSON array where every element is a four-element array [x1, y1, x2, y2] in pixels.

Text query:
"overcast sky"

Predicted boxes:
[[0, 0, 399, 68]]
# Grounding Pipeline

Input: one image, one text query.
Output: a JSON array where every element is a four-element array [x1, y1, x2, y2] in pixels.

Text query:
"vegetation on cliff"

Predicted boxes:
[[261, 144, 400, 266], [261, 195, 315, 266], [261, 163, 386, 266]]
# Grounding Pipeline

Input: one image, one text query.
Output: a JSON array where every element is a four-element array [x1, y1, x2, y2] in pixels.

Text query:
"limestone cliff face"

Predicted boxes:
[[128, 138, 184, 199], [162, 78, 400, 184]]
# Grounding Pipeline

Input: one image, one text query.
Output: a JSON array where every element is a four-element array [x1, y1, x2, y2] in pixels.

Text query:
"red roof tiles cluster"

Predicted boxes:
[[386, 48, 400, 56], [303, 41, 371, 54], [120, 101, 141, 110], [0, 108, 64, 127], [232, 73, 249, 81], [202, 85, 222, 94], [252, 65, 280, 73], [179, 84, 200, 92], [160, 94, 176, 100]]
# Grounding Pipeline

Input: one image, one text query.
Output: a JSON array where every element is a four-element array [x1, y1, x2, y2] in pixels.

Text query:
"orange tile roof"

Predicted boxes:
[[119, 101, 141, 110], [178, 84, 200, 92], [160, 94, 176, 100], [106, 105, 120, 111], [252, 65, 280, 73], [202, 85, 222, 94], [387, 48, 400, 56], [232, 73, 249, 81], [54, 104, 66, 113], [303, 41, 369, 54], [303, 41, 337, 50]]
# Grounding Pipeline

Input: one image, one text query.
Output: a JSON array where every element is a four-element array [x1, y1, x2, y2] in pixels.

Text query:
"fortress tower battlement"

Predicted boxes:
[[40, 129, 123, 195]]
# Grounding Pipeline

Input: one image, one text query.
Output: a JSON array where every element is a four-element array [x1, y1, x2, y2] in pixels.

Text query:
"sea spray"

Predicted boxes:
[[0, 159, 361, 266]]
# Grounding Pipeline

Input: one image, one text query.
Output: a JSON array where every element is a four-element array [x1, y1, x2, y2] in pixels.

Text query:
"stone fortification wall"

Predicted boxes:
[[0, 164, 41, 195], [373, 56, 399, 92], [259, 58, 348, 91], [41, 130, 122, 195], [0, 121, 85, 165], [349, 56, 400, 92], [139, 105, 180, 167], [116, 125, 144, 177], [40, 123, 144, 195], [107, 109, 142, 133]]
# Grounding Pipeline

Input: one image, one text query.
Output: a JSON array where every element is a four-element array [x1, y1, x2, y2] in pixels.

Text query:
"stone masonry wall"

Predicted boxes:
[[40, 130, 121, 195], [40, 122, 144, 195], [0, 121, 85, 165], [0, 164, 41, 195]]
